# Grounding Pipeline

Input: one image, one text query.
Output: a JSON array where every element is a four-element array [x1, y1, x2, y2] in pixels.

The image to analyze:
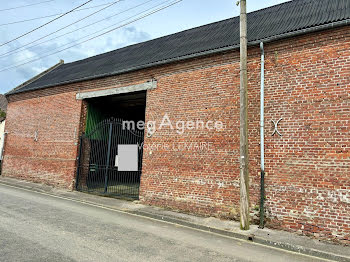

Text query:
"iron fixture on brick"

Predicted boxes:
[[271, 118, 283, 136]]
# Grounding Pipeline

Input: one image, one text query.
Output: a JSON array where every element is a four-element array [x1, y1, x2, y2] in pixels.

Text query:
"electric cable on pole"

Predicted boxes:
[[0, 2, 124, 27], [0, 0, 182, 73], [0, 0, 154, 58], [0, 0, 93, 48], [0, 0, 54, 12]]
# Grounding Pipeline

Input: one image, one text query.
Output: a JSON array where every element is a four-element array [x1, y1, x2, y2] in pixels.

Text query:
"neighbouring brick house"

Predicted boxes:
[[0, 94, 7, 162], [3, 0, 349, 244]]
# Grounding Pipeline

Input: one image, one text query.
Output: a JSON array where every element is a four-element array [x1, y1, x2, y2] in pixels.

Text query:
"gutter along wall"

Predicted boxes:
[[2, 26, 350, 243]]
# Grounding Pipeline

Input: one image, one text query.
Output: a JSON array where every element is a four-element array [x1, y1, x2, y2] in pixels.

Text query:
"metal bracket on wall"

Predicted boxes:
[[34, 131, 38, 141], [146, 129, 155, 138], [271, 118, 283, 136]]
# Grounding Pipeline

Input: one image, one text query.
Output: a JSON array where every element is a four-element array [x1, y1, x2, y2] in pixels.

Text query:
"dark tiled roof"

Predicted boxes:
[[9, 0, 350, 95]]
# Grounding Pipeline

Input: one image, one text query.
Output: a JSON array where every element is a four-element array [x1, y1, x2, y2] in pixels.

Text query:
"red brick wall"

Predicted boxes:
[[262, 27, 350, 244], [2, 92, 83, 189], [3, 26, 349, 243], [140, 26, 350, 244]]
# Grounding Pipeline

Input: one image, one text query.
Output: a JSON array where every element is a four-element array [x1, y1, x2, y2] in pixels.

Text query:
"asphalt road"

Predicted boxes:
[[0, 183, 328, 262]]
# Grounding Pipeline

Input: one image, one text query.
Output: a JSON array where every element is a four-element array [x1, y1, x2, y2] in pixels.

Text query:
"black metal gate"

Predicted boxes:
[[75, 118, 144, 199]]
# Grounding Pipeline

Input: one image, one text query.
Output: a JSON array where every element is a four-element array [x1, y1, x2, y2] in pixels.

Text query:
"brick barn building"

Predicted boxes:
[[3, 0, 350, 243]]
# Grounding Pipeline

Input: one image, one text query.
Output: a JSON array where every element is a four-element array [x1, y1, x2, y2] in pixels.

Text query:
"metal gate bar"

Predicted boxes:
[[75, 118, 144, 200]]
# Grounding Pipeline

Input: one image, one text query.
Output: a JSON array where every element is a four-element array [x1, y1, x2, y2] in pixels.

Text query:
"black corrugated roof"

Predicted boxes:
[[9, 0, 350, 95]]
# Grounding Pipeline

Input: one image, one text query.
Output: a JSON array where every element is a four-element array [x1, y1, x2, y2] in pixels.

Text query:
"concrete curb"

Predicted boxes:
[[128, 210, 349, 262], [0, 179, 349, 262]]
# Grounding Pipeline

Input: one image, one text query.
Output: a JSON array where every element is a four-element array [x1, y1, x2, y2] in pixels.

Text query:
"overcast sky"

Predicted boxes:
[[0, 0, 290, 94]]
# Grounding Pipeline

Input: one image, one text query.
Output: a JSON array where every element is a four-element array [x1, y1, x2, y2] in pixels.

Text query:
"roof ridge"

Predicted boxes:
[[65, 0, 327, 67], [64, 17, 237, 66], [65, 0, 299, 66]]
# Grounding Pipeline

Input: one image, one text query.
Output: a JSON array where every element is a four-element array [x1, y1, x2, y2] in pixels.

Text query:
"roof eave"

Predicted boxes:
[[5, 60, 64, 97]]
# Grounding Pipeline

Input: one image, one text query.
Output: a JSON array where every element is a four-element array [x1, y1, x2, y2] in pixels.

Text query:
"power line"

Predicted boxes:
[[0, 0, 182, 73], [2, 0, 172, 64], [0, 2, 122, 27], [0, 0, 123, 58], [0, 0, 54, 12], [0, 0, 92, 48], [0, 0, 154, 58]]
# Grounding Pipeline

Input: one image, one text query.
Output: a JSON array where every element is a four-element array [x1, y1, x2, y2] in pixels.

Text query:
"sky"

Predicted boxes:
[[0, 0, 290, 94]]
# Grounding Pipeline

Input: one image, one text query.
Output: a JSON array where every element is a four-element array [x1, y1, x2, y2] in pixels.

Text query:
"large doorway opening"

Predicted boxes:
[[85, 91, 146, 134], [76, 91, 146, 200]]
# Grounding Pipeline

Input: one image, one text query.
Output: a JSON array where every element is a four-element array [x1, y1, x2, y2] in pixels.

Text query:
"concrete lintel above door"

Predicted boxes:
[[76, 80, 157, 100]]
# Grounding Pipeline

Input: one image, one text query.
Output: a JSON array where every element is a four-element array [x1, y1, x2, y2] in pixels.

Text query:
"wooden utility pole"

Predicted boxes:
[[239, 0, 250, 230]]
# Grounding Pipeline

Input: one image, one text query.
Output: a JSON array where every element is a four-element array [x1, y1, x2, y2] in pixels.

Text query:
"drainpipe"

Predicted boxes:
[[259, 42, 265, 228]]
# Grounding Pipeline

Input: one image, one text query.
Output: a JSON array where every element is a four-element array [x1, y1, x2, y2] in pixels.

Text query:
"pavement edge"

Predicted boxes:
[[0, 179, 348, 262]]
